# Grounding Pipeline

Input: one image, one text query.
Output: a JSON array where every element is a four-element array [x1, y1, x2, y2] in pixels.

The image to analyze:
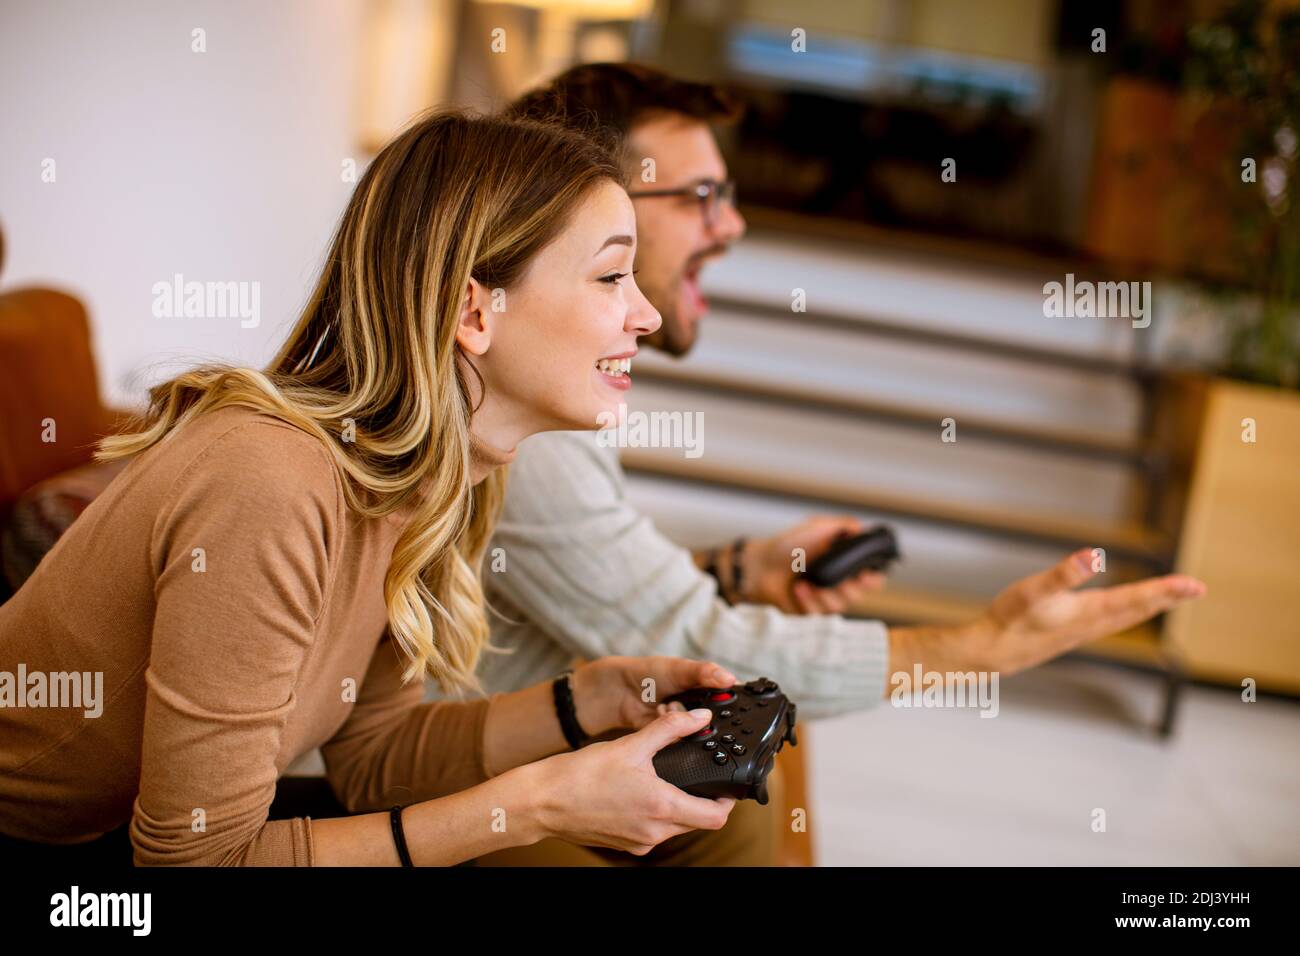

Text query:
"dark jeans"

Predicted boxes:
[[0, 776, 350, 868]]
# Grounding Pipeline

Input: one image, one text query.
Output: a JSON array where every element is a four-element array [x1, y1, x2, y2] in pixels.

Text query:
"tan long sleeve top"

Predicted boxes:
[[0, 404, 495, 865]]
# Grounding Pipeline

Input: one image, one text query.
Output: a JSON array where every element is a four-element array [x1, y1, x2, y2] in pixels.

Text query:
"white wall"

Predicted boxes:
[[0, 0, 365, 407]]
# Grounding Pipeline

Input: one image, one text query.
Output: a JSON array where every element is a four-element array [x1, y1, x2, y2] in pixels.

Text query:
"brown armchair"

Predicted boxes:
[[0, 224, 136, 598]]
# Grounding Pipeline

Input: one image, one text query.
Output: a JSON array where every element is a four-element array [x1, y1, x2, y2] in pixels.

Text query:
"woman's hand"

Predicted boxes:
[[572, 656, 736, 737], [519, 707, 737, 854], [318, 705, 735, 865]]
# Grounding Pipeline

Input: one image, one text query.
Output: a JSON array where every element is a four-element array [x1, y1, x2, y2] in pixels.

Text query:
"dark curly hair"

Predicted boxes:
[[504, 62, 742, 161]]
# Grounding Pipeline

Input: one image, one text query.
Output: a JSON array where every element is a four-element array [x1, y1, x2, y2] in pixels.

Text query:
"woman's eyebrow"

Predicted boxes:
[[595, 234, 634, 255]]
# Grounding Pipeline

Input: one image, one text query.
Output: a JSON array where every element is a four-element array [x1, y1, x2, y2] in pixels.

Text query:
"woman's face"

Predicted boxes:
[[459, 180, 662, 440]]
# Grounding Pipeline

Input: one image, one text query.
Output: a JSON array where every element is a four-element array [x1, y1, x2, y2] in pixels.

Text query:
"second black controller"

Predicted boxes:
[[801, 524, 901, 588]]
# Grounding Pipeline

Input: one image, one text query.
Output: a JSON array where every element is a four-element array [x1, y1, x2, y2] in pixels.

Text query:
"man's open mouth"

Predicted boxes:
[[682, 265, 707, 314]]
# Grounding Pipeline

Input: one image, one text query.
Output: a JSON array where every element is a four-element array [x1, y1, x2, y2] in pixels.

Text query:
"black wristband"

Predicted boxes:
[[729, 537, 747, 604], [390, 805, 414, 867], [552, 670, 590, 750], [702, 547, 730, 604]]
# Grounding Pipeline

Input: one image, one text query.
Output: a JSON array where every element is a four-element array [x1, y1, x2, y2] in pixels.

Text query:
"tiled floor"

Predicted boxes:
[[807, 658, 1300, 866]]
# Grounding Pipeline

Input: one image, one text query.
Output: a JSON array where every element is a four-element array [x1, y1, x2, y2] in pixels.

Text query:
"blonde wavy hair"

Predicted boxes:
[[96, 110, 623, 694]]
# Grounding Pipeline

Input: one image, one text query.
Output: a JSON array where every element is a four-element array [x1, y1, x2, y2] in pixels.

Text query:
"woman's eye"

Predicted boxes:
[[599, 269, 639, 284]]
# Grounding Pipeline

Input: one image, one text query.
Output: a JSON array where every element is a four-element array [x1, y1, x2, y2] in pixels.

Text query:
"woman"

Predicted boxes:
[[0, 111, 738, 865]]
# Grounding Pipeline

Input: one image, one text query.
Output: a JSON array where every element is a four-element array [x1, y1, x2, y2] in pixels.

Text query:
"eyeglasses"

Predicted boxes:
[[627, 178, 737, 229]]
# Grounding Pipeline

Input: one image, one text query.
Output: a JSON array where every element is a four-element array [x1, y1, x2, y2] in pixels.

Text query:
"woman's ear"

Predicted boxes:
[[455, 278, 494, 356]]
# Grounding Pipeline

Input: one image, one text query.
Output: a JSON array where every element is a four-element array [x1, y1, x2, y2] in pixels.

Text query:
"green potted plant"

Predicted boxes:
[[1161, 0, 1300, 693], [1183, 0, 1300, 389]]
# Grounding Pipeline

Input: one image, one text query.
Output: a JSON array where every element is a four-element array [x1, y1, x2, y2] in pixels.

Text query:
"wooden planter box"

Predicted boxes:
[[1166, 378, 1300, 694]]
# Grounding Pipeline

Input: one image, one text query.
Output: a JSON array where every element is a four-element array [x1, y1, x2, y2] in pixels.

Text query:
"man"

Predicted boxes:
[[467, 63, 1204, 866]]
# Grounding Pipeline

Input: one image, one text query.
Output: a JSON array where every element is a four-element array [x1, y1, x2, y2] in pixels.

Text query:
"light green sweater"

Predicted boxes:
[[474, 429, 889, 720]]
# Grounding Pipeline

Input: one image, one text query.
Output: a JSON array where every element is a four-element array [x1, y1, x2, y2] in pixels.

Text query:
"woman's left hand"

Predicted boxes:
[[572, 656, 737, 736]]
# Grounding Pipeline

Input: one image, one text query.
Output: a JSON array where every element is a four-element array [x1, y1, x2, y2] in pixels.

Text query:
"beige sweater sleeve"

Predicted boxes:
[[320, 636, 495, 813], [130, 421, 341, 866], [129, 419, 494, 866]]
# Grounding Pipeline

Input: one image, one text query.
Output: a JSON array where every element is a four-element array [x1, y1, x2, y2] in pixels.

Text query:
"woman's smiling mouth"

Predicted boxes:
[[595, 351, 634, 390]]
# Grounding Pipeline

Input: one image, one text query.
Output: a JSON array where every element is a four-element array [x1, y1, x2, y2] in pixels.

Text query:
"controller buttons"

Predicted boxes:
[[710, 691, 736, 702], [718, 709, 732, 717], [731, 744, 746, 755], [712, 751, 729, 765], [701, 738, 718, 749], [721, 734, 736, 743], [731, 718, 743, 726], [741, 727, 753, 735], [756, 700, 769, 708], [692, 726, 715, 738]]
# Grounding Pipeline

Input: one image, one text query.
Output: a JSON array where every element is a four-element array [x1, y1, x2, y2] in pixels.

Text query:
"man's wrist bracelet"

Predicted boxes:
[[729, 537, 748, 604], [703, 547, 732, 604]]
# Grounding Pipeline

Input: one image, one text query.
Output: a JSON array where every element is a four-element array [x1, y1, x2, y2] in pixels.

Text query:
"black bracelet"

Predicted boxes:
[[702, 547, 730, 604], [390, 805, 414, 867], [552, 670, 590, 750], [729, 537, 747, 604]]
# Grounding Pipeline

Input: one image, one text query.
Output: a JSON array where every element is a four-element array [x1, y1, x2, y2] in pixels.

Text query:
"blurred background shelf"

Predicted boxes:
[[633, 359, 1153, 464], [623, 447, 1172, 563]]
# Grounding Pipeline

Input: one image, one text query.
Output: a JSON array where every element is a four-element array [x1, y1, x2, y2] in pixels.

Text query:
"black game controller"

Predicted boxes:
[[802, 525, 901, 588], [652, 677, 797, 805]]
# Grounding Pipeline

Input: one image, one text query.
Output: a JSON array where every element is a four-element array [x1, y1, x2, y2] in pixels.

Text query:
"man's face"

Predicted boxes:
[[626, 114, 746, 356]]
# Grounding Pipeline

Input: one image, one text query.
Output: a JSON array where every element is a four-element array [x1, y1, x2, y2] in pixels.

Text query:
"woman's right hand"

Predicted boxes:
[[521, 707, 736, 855]]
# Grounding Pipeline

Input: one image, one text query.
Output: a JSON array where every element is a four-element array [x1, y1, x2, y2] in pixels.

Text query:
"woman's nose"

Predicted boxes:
[[628, 284, 662, 336]]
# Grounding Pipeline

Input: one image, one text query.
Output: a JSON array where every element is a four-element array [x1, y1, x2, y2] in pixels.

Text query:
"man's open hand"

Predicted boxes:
[[949, 548, 1206, 675]]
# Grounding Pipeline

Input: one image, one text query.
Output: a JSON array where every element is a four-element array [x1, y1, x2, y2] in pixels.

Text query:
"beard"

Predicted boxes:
[[642, 242, 729, 358]]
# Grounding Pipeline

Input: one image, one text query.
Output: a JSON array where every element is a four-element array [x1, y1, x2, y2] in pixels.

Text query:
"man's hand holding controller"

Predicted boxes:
[[699, 515, 890, 614]]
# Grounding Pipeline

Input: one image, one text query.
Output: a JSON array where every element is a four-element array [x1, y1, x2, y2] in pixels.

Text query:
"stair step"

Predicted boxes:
[[621, 448, 1171, 563], [633, 362, 1150, 463]]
